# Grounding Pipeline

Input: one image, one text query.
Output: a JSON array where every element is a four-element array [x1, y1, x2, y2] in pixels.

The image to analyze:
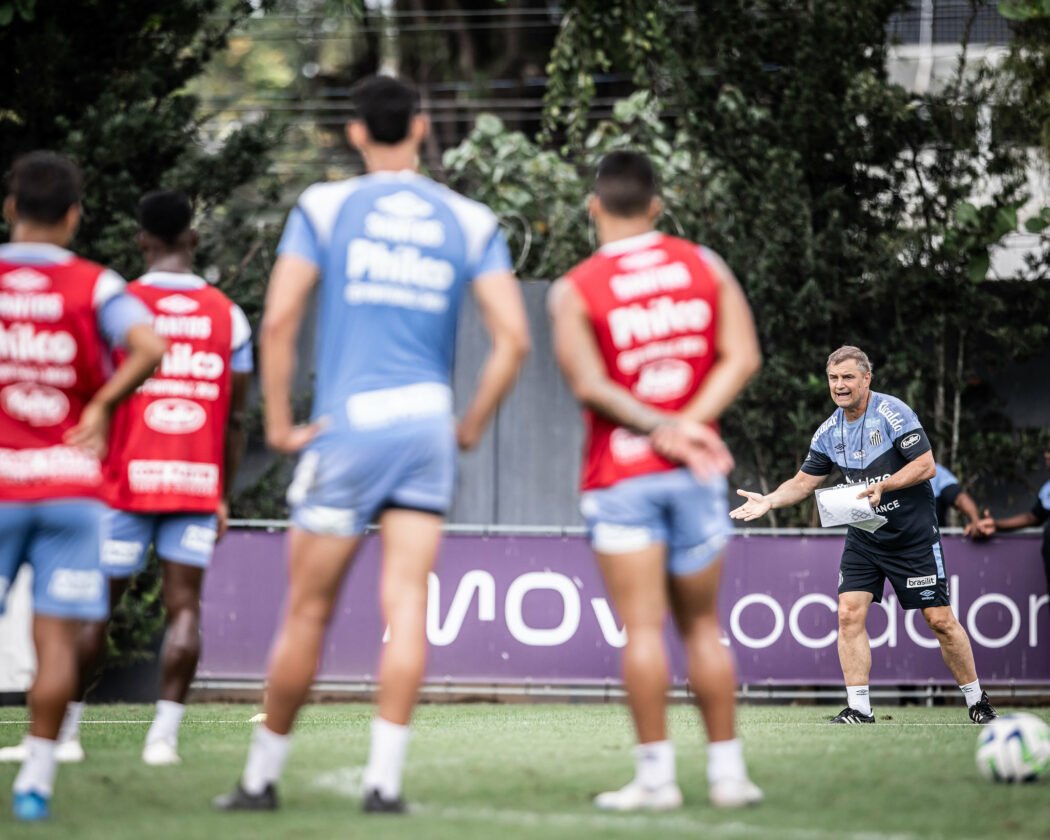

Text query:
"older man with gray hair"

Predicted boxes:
[[731, 346, 997, 725]]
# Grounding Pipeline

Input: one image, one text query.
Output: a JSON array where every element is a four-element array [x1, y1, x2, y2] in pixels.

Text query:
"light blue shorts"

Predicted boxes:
[[288, 418, 456, 537], [0, 500, 108, 620], [101, 511, 218, 578], [579, 468, 732, 577]]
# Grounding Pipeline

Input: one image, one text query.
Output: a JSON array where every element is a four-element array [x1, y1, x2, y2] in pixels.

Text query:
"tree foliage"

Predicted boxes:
[[448, 0, 1050, 523]]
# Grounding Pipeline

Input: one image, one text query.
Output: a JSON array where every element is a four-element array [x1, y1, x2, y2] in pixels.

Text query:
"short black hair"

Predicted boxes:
[[7, 151, 83, 225], [138, 190, 193, 247], [594, 151, 658, 218], [349, 75, 420, 145]]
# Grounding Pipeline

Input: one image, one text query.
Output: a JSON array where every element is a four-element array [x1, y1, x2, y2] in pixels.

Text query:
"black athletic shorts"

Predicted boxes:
[[838, 539, 950, 610]]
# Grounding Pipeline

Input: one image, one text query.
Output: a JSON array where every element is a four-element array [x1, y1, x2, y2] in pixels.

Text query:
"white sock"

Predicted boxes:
[[59, 701, 85, 744], [707, 738, 747, 785], [241, 725, 291, 795], [146, 700, 186, 746], [363, 717, 411, 799], [13, 736, 58, 797], [847, 685, 872, 716], [959, 679, 982, 708], [634, 740, 675, 789]]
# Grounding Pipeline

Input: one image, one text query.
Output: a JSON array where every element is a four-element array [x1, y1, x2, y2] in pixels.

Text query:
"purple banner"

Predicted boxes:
[[199, 531, 1049, 685]]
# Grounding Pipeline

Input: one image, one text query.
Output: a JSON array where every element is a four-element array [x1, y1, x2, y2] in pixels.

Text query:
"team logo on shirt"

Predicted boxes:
[[1, 268, 50, 292], [144, 398, 207, 434], [617, 249, 667, 271], [374, 191, 435, 218], [0, 382, 70, 426], [869, 429, 883, 447], [155, 294, 200, 315]]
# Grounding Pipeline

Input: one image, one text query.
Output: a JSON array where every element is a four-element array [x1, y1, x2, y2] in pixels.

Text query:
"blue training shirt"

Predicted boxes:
[[277, 171, 511, 431], [930, 463, 962, 526], [801, 391, 938, 551]]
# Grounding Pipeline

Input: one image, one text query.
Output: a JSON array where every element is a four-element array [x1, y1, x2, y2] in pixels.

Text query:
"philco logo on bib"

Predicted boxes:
[[907, 575, 937, 588], [1, 382, 70, 426], [144, 398, 206, 434]]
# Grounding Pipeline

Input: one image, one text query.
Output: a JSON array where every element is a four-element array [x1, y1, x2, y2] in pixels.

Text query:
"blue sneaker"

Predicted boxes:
[[13, 790, 50, 821]]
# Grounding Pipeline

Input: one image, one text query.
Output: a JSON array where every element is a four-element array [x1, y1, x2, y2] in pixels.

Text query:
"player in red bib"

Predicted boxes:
[[0, 152, 166, 821], [549, 152, 763, 810], [57, 192, 252, 767]]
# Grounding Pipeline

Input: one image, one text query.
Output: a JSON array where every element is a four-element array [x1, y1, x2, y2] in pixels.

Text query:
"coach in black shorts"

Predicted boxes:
[[731, 346, 998, 725]]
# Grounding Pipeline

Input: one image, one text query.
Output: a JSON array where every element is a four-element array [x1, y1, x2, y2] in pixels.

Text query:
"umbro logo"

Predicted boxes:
[[2, 268, 50, 291], [374, 191, 434, 218], [155, 294, 200, 314], [618, 249, 667, 271]]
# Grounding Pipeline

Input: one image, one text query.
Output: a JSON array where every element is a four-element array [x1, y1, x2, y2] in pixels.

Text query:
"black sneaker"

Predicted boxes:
[[213, 782, 278, 811], [969, 691, 998, 724], [829, 707, 876, 724], [362, 788, 407, 814]]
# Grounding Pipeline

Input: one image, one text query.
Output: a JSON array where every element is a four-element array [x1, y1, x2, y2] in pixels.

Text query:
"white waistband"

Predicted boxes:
[[346, 382, 452, 430]]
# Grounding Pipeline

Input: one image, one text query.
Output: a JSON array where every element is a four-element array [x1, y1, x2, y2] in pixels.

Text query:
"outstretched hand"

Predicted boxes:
[[650, 419, 734, 481], [730, 489, 773, 522]]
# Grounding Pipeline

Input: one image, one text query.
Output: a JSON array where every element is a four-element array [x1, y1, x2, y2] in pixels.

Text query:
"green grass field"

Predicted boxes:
[[0, 702, 1047, 840]]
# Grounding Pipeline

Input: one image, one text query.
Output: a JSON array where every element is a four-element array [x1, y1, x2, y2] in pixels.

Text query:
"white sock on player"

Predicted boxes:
[[13, 736, 58, 796], [363, 717, 411, 799], [146, 700, 185, 746], [635, 740, 676, 789], [707, 738, 747, 784], [58, 701, 85, 744], [847, 685, 872, 716], [241, 724, 291, 795], [959, 679, 982, 708]]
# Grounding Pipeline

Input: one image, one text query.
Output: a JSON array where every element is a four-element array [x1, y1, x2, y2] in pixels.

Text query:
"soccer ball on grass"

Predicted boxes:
[[975, 713, 1050, 783]]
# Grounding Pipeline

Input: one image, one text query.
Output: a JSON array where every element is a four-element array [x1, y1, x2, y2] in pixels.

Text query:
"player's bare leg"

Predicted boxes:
[[361, 508, 442, 813], [598, 544, 669, 743], [265, 529, 361, 734], [833, 591, 876, 723], [2, 577, 133, 766], [922, 605, 996, 723], [12, 617, 80, 810], [669, 557, 733, 741], [922, 606, 976, 683], [215, 527, 361, 811], [140, 562, 206, 765], [669, 556, 761, 808], [592, 543, 681, 811]]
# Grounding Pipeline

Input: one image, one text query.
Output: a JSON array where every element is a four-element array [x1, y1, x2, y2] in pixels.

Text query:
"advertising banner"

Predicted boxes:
[[198, 531, 1049, 686]]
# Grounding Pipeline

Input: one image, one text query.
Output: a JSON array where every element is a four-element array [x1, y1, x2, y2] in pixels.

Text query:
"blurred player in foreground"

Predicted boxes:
[[64, 191, 250, 766], [549, 151, 763, 810], [215, 75, 529, 813], [0, 152, 166, 820], [731, 346, 998, 725]]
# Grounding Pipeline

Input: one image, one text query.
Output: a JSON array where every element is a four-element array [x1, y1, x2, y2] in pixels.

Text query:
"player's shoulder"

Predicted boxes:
[[424, 178, 501, 234], [810, 409, 840, 447], [294, 177, 367, 237], [934, 462, 958, 484], [870, 391, 920, 427]]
